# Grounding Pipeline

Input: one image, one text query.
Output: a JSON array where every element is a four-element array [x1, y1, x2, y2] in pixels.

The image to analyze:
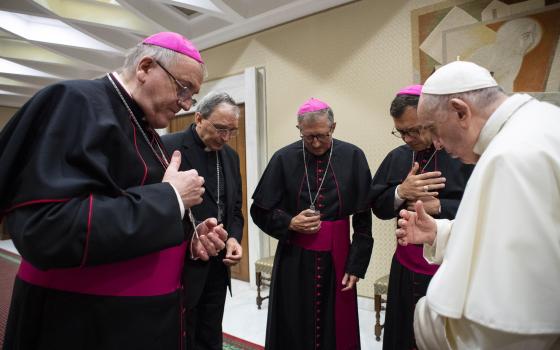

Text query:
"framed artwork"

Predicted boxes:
[[412, 0, 560, 92]]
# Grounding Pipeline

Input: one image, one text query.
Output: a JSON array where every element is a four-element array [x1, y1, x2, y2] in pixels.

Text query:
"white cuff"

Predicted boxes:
[[169, 183, 185, 219], [394, 186, 406, 210], [424, 219, 453, 265]]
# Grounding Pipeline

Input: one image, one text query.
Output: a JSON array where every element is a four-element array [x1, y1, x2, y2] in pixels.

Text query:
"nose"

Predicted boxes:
[[403, 133, 414, 143], [178, 98, 193, 111], [432, 138, 443, 150], [311, 137, 322, 147], [221, 132, 231, 142]]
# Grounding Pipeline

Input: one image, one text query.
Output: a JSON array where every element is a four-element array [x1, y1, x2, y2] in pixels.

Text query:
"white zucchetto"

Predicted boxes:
[[422, 61, 498, 95]]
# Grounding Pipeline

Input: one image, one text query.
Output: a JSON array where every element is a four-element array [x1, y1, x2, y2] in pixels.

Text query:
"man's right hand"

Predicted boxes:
[[289, 209, 321, 234], [397, 162, 446, 200], [396, 200, 437, 246], [162, 150, 205, 208]]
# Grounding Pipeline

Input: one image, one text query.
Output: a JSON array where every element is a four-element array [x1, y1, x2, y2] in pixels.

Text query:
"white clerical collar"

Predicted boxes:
[[473, 93, 533, 156]]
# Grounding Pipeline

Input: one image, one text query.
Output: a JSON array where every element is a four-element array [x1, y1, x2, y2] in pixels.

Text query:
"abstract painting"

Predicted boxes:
[[412, 0, 560, 92]]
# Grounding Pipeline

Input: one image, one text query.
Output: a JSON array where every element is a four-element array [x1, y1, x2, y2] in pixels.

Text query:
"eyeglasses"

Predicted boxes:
[[299, 127, 333, 143], [391, 126, 424, 139], [155, 60, 197, 106], [205, 119, 238, 137]]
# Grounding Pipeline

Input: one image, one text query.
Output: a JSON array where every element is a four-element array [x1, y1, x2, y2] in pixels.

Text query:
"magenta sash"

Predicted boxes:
[[18, 242, 187, 297], [395, 244, 438, 275], [291, 218, 359, 350]]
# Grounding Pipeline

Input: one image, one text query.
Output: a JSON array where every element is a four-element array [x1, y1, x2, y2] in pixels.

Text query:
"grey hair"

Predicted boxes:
[[422, 86, 506, 120], [120, 43, 207, 79], [196, 92, 240, 119], [297, 108, 334, 125]]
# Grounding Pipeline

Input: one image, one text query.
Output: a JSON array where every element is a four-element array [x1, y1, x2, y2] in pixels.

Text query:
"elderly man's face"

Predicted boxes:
[[195, 103, 239, 151], [141, 56, 203, 129], [298, 114, 335, 156], [418, 96, 479, 164], [393, 106, 433, 151]]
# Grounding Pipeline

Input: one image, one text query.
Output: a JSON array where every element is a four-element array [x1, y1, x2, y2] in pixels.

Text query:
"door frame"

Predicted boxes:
[[163, 67, 268, 288]]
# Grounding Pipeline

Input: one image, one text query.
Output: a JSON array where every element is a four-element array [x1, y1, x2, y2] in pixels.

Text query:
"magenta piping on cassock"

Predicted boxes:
[[18, 242, 187, 296], [79, 194, 94, 266], [129, 117, 149, 185], [329, 163, 343, 218]]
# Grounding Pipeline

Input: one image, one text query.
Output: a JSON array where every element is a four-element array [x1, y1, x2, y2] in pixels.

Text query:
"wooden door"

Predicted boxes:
[[168, 105, 249, 281]]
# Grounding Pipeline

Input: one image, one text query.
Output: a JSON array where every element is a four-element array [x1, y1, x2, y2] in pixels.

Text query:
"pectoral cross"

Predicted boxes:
[[217, 206, 223, 224]]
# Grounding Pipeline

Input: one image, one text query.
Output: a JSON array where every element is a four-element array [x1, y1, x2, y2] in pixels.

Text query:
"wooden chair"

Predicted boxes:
[[374, 274, 389, 341], [254, 256, 274, 309]]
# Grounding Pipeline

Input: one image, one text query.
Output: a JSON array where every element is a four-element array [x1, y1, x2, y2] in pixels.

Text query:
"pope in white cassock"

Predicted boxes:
[[396, 61, 560, 349]]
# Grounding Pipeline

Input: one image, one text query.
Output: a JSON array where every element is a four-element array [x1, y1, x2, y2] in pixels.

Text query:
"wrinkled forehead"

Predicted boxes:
[[209, 104, 239, 122], [173, 55, 204, 91], [418, 115, 442, 136], [417, 95, 440, 127], [298, 112, 331, 126], [298, 123, 332, 136]]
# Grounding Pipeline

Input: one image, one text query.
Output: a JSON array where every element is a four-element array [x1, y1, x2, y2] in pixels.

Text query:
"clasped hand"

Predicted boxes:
[[191, 218, 228, 261], [289, 209, 321, 234]]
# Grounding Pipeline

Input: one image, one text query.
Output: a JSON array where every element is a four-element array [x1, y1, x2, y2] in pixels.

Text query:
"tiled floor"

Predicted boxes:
[[0, 240, 385, 349], [224, 278, 384, 350]]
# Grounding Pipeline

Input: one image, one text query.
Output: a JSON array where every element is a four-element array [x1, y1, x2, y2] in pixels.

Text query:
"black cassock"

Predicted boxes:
[[251, 139, 373, 350], [0, 75, 189, 350], [370, 144, 473, 350], [162, 124, 244, 350]]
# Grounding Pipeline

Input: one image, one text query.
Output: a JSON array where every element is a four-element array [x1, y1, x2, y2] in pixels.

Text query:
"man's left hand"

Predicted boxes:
[[223, 237, 243, 266], [407, 196, 441, 215], [341, 273, 359, 292], [191, 218, 228, 260]]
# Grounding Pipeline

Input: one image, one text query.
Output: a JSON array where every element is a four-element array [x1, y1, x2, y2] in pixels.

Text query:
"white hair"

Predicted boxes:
[[422, 86, 506, 120], [297, 108, 334, 125]]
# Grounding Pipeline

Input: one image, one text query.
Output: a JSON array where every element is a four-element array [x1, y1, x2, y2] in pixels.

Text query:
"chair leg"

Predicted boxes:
[[256, 271, 263, 310], [374, 294, 382, 341]]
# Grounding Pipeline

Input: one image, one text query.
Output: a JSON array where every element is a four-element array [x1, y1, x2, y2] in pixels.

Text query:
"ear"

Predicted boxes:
[[331, 122, 337, 132], [136, 56, 155, 83], [449, 98, 471, 127], [194, 112, 203, 125]]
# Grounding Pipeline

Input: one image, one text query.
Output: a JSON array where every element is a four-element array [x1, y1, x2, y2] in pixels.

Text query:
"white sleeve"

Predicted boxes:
[[446, 317, 560, 350], [423, 219, 453, 265], [394, 185, 406, 210], [415, 296, 560, 350], [169, 183, 185, 219], [414, 297, 452, 350]]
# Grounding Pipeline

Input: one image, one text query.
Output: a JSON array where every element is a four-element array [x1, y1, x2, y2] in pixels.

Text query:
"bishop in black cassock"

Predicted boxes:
[[370, 85, 472, 350], [251, 98, 373, 350], [0, 32, 223, 350], [162, 92, 244, 350]]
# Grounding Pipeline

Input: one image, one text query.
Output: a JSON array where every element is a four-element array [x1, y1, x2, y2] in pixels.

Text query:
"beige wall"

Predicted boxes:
[[201, 0, 442, 297], [0, 106, 18, 130]]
